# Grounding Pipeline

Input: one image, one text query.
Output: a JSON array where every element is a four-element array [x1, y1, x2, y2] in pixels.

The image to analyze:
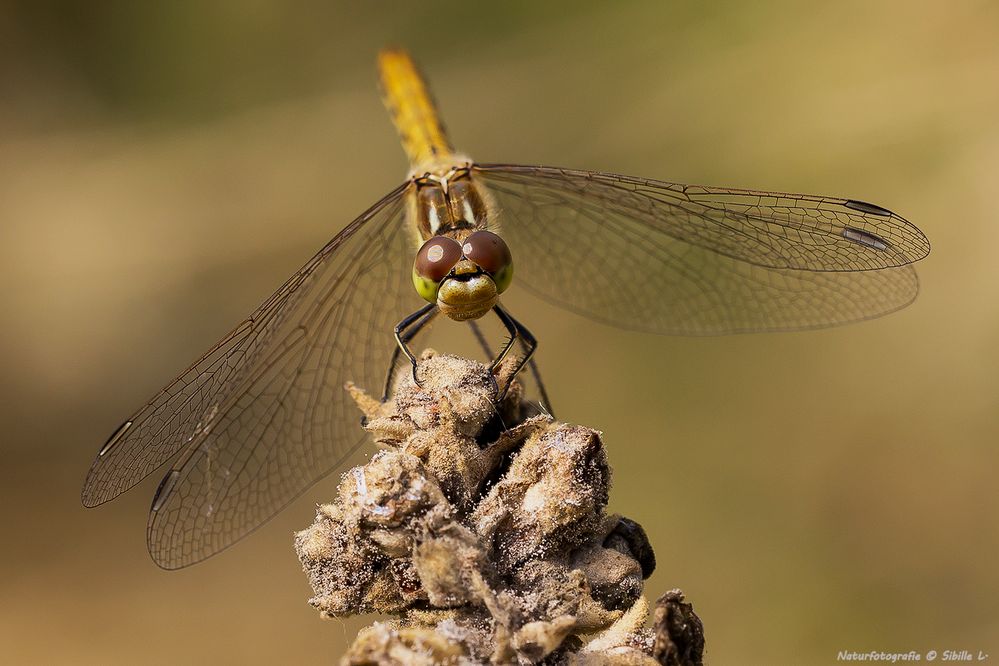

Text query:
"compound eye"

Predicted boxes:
[[461, 230, 511, 275], [415, 236, 462, 283]]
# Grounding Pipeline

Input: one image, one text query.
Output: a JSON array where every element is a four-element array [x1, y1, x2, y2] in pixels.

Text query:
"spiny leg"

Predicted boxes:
[[472, 318, 555, 416], [391, 303, 548, 410], [389, 303, 438, 399], [469, 317, 554, 416], [490, 304, 539, 403], [527, 357, 555, 418]]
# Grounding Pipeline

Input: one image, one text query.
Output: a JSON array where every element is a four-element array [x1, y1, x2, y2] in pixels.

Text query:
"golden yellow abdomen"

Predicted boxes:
[[377, 48, 455, 172]]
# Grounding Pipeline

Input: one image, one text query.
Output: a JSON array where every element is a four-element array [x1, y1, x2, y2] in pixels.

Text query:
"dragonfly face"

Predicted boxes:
[[414, 233, 513, 321], [81, 47, 929, 570]]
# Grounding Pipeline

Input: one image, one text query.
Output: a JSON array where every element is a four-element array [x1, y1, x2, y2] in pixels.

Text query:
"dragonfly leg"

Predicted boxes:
[[472, 318, 555, 417], [467, 319, 505, 407], [527, 357, 555, 418], [390, 303, 438, 397], [489, 304, 539, 403]]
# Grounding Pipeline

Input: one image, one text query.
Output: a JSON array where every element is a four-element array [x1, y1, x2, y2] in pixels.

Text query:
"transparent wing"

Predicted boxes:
[[473, 164, 928, 335], [82, 182, 418, 568]]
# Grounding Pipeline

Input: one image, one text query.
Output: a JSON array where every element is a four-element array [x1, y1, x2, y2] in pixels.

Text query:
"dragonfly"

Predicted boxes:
[[82, 48, 929, 569]]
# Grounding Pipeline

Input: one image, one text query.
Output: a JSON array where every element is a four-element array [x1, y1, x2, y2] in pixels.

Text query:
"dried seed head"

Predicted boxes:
[[295, 352, 703, 664]]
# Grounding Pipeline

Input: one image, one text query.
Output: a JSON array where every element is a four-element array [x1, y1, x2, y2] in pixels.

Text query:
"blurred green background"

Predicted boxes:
[[2, 1, 997, 663]]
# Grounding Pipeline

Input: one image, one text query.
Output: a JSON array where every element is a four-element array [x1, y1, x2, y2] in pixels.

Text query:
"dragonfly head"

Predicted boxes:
[[413, 230, 513, 321]]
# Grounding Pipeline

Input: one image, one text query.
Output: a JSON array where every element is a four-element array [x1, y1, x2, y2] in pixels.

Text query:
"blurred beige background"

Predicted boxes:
[[2, 1, 997, 663]]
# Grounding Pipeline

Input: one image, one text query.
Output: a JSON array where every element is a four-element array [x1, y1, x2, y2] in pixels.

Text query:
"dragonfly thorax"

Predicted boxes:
[[413, 166, 489, 239]]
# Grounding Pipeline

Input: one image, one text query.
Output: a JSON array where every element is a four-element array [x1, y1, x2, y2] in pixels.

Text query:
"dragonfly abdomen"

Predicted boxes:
[[378, 48, 454, 172]]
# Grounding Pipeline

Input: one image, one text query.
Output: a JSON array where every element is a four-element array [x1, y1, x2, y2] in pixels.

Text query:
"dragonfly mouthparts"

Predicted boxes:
[[449, 259, 483, 278]]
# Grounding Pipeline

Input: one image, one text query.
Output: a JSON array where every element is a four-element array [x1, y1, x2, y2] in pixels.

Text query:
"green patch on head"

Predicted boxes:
[[413, 270, 440, 303]]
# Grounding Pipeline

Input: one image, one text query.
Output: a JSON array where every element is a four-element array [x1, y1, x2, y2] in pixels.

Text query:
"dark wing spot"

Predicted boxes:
[[844, 199, 893, 216], [98, 420, 133, 457], [150, 469, 180, 513], [842, 227, 890, 251]]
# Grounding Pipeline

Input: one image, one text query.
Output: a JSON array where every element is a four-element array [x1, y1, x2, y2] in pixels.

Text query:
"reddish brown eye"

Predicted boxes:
[[461, 230, 511, 274], [415, 236, 462, 282]]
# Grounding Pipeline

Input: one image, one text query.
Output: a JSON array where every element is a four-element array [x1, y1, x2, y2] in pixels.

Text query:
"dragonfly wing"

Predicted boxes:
[[473, 164, 927, 335], [82, 182, 418, 568]]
